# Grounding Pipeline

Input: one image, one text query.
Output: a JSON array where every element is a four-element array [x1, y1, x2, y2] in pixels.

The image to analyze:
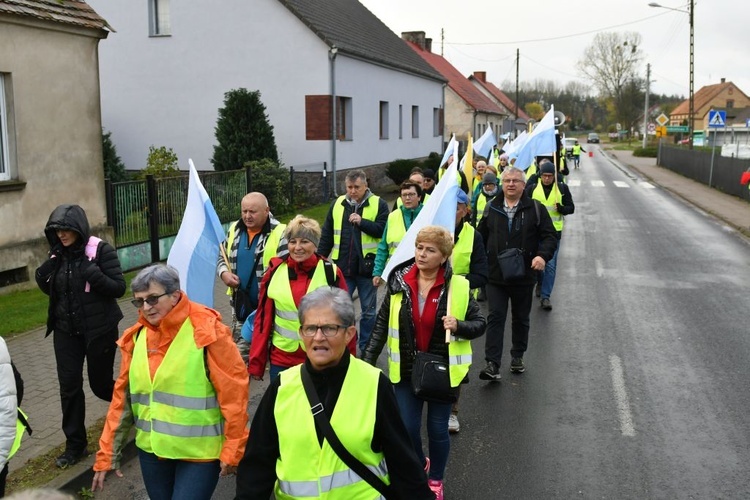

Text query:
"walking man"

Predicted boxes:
[[217, 192, 288, 366], [477, 166, 557, 379], [319, 170, 389, 352], [526, 160, 575, 310]]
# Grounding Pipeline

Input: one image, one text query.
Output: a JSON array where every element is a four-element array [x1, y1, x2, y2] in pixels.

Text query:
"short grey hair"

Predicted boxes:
[[501, 166, 527, 183], [298, 287, 355, 327], [131, 264, 181, 294], [344, 170, 367, 185]]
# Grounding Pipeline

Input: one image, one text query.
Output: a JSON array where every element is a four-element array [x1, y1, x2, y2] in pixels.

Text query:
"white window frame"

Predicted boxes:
[[337, 97, 353, 141], [0, 74, 10, 181], [149, 0, 171, 36]]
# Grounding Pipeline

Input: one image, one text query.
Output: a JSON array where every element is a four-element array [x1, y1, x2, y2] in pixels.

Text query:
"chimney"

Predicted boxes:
[[473, 71, 487, 83], [721, 77, 726, 83], [425, 38, 432, 53], [401, 31, 427, 51]]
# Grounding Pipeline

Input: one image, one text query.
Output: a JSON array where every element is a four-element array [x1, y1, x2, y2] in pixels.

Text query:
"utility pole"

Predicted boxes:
[[515, 48, 519, 136], [688, 0, 694, 150], [642, 63, 650, 149], [441, 28, 444, 56]]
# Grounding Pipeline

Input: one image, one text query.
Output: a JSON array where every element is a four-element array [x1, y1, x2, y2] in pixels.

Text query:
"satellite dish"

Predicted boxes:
[[554, 111, 567, 127]]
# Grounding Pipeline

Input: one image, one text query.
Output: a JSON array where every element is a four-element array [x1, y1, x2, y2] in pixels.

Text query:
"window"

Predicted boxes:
[[411, 105, 419, 138], [727, 100, 734, 109], [149, 0, 171, 36], [399, 105, 403, 139], [337, 97, 353, 141], [379, 101, 389, 139], [0, 74, 12, 181], [433, 108, 442, 137]]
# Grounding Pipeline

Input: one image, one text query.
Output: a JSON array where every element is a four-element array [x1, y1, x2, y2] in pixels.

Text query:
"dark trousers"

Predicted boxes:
[[1, 463, 7, 497], [484, 282, 534, 366], [53, 328, 117, 453]]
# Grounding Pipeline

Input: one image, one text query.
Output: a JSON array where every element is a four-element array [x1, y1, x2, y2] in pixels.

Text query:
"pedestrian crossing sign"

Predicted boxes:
[[708, 110, 726, 128]]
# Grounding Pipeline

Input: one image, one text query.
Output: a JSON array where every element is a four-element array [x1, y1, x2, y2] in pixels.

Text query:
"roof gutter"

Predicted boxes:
[[329, 45, 338, 196]]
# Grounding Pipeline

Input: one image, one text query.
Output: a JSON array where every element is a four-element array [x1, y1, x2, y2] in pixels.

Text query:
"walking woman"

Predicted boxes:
[[35, 204, 125, 468], [92, 264, 248, 499], [363, 225, 485, 499]]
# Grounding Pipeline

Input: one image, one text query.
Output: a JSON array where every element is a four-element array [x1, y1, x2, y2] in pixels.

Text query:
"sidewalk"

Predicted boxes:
[[5, 153, 750, 491], [4, 277, 235, 489]]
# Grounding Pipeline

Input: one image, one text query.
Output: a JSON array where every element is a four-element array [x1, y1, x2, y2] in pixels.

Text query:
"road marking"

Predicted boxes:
[[568, 179, 581, 187], [640, 182, 656, 189], [595, 259, 604, 277], [609, 355, 636, 437], [591, 180, 605, 187], [613, 181, 630, 188]]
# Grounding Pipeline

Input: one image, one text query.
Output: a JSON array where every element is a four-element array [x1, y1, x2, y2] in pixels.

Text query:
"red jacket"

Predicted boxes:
[[248, 254, 352, 378]]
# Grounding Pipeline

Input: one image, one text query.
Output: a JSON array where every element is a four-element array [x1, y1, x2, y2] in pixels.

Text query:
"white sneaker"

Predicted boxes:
[[448, 414, 460, 434]]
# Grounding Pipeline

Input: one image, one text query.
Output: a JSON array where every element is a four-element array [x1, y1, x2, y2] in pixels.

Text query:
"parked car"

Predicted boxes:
[[587, 133, 600, 143]]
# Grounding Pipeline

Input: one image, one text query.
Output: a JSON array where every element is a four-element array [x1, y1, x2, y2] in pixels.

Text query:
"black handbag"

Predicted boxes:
[[497, 248, 525, 281], [359, 253, 376, 277], [233, 287, 255, 322], [411, 351, 458, 404]]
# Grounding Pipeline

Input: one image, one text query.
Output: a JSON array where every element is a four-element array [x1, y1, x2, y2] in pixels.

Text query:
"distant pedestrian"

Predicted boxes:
[[35, 204, 125, 468]]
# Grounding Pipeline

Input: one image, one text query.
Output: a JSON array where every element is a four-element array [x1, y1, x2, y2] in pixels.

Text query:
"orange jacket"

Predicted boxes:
[[94, 293, 249, 470]]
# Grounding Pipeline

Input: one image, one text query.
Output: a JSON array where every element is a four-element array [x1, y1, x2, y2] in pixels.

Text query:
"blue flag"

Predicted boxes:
[[510, 106, 557, 171]]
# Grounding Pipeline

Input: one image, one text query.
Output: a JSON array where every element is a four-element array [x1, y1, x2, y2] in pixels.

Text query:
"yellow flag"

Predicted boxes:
[[464, 134, 473, 194]]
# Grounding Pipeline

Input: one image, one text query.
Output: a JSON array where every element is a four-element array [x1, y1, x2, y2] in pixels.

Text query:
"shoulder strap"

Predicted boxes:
[[300, 365, 392, 498], [322, 258, 336, 287]]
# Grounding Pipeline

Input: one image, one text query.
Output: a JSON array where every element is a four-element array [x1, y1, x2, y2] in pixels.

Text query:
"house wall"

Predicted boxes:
[[88, 0, 444, 180], [444, 87, 473, 140], [0, 16, 108, 292]]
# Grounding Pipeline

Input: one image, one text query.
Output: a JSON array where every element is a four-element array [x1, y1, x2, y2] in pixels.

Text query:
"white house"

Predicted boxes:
[[87, 0, 446, 187]]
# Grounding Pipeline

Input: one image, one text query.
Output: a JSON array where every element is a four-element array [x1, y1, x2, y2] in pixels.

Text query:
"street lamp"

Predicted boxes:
[[649, 1, 694, 149]]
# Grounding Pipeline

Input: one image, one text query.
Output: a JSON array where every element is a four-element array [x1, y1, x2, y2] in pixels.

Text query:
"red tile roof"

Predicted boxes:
[[0, 0, 112, 32], [469, 76, 529, 120], [406, 41, 504, 115], [671, 80, 749, 117]]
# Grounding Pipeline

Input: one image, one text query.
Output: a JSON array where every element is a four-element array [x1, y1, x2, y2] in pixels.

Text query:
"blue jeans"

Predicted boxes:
[[138, 449, 220, 500], [269, 363, 289, 381], [393, 382, 452, 481], [537, 238, 560, 300], [345, 275, 377, 352]]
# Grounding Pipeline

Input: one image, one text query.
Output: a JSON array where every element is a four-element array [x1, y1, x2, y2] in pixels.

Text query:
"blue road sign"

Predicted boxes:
[[708, 110, 726, 128]]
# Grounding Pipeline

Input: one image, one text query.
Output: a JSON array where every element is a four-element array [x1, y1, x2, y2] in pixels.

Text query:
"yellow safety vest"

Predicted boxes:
[[475, 193, 494, 226], [531, 182, 564, 232], [274, 359, 390, 499], [8, 408, 30, 460], [267, 260, 337, 353], [396, 192, 430, 209], [526, 162, 537, 178], [387, 275, 472, 387], [130, 319, 224, 460], [452, 223, 474, 277], [224, 221, 286, 296], [384, 210, 407, 257], [330, 195, 381, 260], [573, 144, 582, 155]]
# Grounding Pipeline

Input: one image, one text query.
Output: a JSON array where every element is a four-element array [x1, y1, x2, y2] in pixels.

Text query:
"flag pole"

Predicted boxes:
[[445, 256, 452, 343], [219, 242, 231, 270]]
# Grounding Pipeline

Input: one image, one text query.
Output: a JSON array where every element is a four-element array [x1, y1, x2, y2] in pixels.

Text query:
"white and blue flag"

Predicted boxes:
[[167, 159, 225, 308], [473, 126, 497, 159], [510, 106, 557, 171]]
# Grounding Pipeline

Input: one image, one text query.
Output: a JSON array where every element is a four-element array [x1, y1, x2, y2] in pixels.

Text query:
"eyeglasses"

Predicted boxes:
[[131, 293, 169, 308], [299, 324, 347, 337], [401, 192, 418, 198], [502, 178, 524, 185]]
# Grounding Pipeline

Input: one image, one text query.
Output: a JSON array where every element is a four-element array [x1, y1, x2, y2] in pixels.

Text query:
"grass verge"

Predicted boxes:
[[5, 416, 107, 496]]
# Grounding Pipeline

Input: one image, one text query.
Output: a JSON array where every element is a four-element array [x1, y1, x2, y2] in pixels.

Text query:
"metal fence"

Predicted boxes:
[[658, 143, 750, 199], [105, 164, 331, 261]]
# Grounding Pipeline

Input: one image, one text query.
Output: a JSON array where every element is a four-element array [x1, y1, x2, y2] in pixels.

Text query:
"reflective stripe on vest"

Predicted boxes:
[[8, 408, 29, 459], [224, 221, 286, 296], [531, 182, 564, 231], [130, 319, 224, 459], [385, 210, 407, 256], [452, 223, 474, 277], [274, 359, 390, 499], [386, 275, 472, 386], [331, 195, 381, 260], [267, 260, 337, 353]]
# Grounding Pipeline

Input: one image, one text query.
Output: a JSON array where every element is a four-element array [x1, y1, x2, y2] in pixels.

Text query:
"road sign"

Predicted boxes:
[[656, 113, 669, 126], [666, 125, 689, 133], [647, 123, 656, 134], [616, 123, 622, 131], [708, 109, 726, 128]]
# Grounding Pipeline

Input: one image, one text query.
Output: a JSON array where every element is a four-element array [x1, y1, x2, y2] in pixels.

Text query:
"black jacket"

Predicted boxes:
[[362, 260, 486, 381], [318, 191, 388, 277], [477, 193, 558, 285], [524, 178, 575, 240], [35, 205, 125, 339]]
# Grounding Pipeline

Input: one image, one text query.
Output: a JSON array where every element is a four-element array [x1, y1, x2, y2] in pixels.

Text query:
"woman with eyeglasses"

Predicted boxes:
[[363, 225, 486, 500], [91, 264, 249, 500], [248, 215, 352, 382], [236, 287, 434, 499], [35, 204, 125, 469]]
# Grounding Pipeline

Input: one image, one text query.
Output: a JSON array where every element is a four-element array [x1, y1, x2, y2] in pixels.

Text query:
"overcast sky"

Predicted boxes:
[[359, 0, 750, 105]]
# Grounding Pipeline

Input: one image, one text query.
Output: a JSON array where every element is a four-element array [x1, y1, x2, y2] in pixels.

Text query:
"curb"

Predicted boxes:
[[48, 439, 138, 494]]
